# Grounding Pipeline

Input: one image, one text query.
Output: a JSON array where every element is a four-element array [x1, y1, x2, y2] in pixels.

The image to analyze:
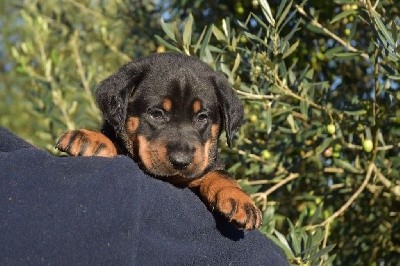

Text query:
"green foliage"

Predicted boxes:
[[0, 0, 162, 149], [1, 0, 400, 264], [156, 0, 400, 264]]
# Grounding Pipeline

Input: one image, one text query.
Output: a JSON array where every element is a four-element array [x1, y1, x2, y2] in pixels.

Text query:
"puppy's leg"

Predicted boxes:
[[189, 170, 262, 230], [56, 129, 117, 157]]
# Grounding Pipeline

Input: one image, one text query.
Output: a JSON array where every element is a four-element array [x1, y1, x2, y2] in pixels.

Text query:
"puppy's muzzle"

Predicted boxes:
[[167, 141, 195, 170]]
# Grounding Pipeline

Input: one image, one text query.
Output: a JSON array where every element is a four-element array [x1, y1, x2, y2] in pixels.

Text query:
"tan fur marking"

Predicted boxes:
[[191, 140, 209, 176], [138, 135, 153, 169], [211, 124, 219, 139], [193, 100, 202, 113], [78, 129, 117, 157], [163, 98, 172, 112], [57, 130, 117, 157], [189, 171, 261, 230], [189, 124, 219, 178], [126, 117, 140, 134], [69, 135, 82, 155], [138, 135, 181, 176]]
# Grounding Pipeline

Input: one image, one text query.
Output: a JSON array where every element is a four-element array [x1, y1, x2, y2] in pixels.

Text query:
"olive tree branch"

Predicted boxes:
[[307, 163, 375, 230], [374, 166, 400, 197], [251, 173, 300, 210]]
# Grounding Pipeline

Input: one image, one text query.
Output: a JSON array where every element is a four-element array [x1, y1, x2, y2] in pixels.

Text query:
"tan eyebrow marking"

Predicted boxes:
[[163, 98, 172, 112], [193, 100, 202, 113]]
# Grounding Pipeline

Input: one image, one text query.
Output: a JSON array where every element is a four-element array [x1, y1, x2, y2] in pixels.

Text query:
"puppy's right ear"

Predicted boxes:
[[212, 73, 244, 147], [96, 62, 145, 133]]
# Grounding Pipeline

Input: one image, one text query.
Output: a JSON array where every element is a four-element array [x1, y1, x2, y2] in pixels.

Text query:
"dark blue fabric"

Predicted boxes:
[[0, 127, 288, 265]]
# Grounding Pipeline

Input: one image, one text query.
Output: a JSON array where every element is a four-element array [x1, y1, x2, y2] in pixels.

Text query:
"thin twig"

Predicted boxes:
[[246, 179, 274, 185], [376, 144, 399, 151], [324, 167, 344, 174], [275, 76, 324, 110], [253, 173, 300, 198], [374, 166, 400, 197], [373, 0, 380, 10], [364, 0, 380, 11], [307, 163, 375, 230], [319, 221, 331, 266], [343, 141, 399, 151], [252, 173, 300, 210], [236, 90, 276, 100], [264, 173, 300, 196]]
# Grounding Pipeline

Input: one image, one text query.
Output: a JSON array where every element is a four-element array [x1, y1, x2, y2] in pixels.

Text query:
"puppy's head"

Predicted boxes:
[[96, 53, 243, 181]]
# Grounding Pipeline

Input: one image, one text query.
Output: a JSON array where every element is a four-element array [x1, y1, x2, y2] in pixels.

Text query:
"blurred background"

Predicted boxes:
[[1, 0, 399, 264]]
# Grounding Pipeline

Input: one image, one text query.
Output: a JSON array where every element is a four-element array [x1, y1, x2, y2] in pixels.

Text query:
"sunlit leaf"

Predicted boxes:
[[276, 0, 293, 30], [160, 19, 176, 42], [330, 10, 357, 24], [283, 40, 299, 59], [212, 25, 226, 42], [183, 14, 194, 51], [258, 0, 276, 26], [155, 35, 181, 52]]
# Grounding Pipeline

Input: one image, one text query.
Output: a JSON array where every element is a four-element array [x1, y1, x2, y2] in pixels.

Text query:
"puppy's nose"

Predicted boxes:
[[167, 142, 195, 169]]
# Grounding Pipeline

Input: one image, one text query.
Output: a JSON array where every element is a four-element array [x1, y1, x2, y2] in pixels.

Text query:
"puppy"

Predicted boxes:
[[57, 53, 261, 230]]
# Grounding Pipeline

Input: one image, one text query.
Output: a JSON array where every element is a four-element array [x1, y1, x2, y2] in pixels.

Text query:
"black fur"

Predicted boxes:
[[96, 53, 244, 148], [96, 62, 147, 133]]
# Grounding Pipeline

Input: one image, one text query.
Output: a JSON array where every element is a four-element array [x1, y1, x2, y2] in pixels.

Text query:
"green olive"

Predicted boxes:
[[249, 114, 258, 123], [261, 150, 272, 160], [327, 124, 336, 134], [363, 139, 373, 153]]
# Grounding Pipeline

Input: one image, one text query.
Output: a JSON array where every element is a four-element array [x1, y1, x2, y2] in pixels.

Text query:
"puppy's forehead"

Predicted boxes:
[[137, 67, 218, 109]]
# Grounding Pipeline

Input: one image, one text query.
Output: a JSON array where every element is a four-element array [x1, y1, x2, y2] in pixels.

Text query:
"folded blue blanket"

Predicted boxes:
[[0, 127, 287, 265]]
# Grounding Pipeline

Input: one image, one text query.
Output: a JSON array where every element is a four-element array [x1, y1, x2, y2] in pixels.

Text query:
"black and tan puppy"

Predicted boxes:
[[57, 53, 261, 230]]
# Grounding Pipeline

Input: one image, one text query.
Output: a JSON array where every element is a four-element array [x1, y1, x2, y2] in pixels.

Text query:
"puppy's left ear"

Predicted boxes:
[[213, 73, 244, 147]]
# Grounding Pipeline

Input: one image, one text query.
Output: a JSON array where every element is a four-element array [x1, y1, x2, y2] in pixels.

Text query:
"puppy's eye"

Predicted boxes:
[[195, 112, 209, 123], [149, 108, 165, 120]]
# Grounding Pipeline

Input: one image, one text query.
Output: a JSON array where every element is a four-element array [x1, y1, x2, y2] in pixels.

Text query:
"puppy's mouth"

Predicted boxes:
[[143, 156, 205, 180], [136, 136, 209, 181]]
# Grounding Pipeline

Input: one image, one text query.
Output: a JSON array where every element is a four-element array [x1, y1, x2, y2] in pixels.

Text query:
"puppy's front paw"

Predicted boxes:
[[56, 129, 117, 157], [213, 186, 262, 230], [192, 171, 262, 230]]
